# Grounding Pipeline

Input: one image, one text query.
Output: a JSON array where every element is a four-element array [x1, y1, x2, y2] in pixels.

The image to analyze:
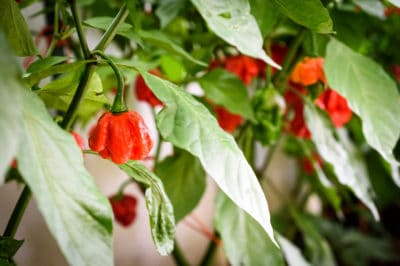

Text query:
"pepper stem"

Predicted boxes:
[[92, 50, 127, 113]]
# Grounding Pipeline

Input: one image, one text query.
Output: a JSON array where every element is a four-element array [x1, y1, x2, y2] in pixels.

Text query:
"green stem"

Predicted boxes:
[[3, 186, 32, 237], [172, 242, 189, 266], [92, 51, 127, 113], [272, 28, 306, 89], [151, 108, 163, 163], [69, 0, 90, 59], [94, 4, 129, 51], [199, 237, 219, 266], [46, 1, 60, 57]]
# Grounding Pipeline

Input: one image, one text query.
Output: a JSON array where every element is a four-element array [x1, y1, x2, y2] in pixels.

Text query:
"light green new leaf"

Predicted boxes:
[[17, 89, 113, 266], [388, 0, 400, 7], [198, 69, 255, 120], [155, 0, 185, 28], [26, 56, 68, 74], [191, 0, 280, 69], [271, 0, 333, 33], [155, 150, 206, 222], [141, 71, 277, 245], [215, 193, 284, 266], [38, 69, 109, 122], [0, 0, 37, 56], [325, 39, 400, 185], [0, 31, 23, 182], [119, 161, 175, 256], [277, 235, 311, 266], [305, 104, 379, 220]]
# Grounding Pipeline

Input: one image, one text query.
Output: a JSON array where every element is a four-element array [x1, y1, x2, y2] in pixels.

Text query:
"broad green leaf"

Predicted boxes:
[[155, 150, 206, 222], [26, 56, 68, 74], [17, 89, 113, 266], [249, 0, 280, 37], [141, 71, 277, 245], [84, 17, 140, 42], [271, 0, 333, 33], [291, 209, 336, 266], [198, 69, 255, 120], [215, 193, 284, 266], [305, 104, 379, 220], [0, 0, 37, 56], [276, 235, 311, 266], [190, 0, 280, 69], [37, 69, 109, 122], [388, 0, 400, 7], [0, 30, 23, 182], [160, 54, 187, 83], [353, 0, 385, 19], [325, 39, 400, 184], [119, 161, 175, 256], [155, 0, 185, 28], [138, 30, 207, 67], [23, 60, 92, 87], [0, 237, 24, 259]]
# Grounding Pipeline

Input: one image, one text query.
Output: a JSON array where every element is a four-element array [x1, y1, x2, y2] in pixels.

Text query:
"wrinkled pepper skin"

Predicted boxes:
[[89, 111, 153, 164]]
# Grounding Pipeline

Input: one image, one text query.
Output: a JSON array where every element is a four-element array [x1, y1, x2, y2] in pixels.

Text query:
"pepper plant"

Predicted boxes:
[[1, 0, 400, 265]]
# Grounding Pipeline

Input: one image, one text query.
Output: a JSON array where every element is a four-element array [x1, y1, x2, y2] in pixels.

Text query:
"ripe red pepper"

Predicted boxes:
[[315, 89, 352, 128], [89, 111, 153, 164], [290, 57, 326, 86], [134, 69, 163, 107], [109, 194, 138, 227], [224, 55, 260, 85], [214, 106, 243, 133]]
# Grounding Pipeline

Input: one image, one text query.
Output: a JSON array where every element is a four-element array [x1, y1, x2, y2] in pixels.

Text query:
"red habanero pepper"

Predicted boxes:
[[89, 111, 153, 164], [109, 194, 138, 227], [134, 69, 163, 107], [214, 106, 243, 133], [315, 89, 352, 128], [290, 57, 326, 86]]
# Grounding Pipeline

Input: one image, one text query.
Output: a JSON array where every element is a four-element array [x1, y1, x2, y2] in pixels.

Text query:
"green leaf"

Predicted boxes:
[[26, 56, 68, 74], [140, 71, 277, 245], [138, 30, 207, 67], [215, 193, 285, 266], [160, 54, 187, 83], [119, 161, 175, 256], [198, 69, 255, 120], [126, 0, 138, 24], [249, 0, 280, 37], [325, 39, 400, 184], [0, 0, 37, 56], [190, 0, 280, 69], [155, 149, 206, 222], [0, 30, 23, 183], [388, 0, 400, 7], [0, 258, 14, 266], [353, 0, 385, 18], [0, 237, 23, 259], [291, 210, 336, 266], [277, 235, 311, 266], [23, 60, 91, 87], [304, 104, 379, 220], [37, 69, 109, 122], [16, 89, 113, 266], [155, 0, 185, 28], [271, 0, 333, 33], [84, 17, 140, 42]]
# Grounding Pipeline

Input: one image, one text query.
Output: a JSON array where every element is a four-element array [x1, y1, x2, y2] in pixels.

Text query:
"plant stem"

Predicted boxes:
[[46, 1, 60, 57], [151, 108, 163, 163], [69, 0, 90, 59], [3, 186, 32, 237], [172, 242, 189, 266], [95, 4, 129, 51], [199, 236, 219, 266], [272, 28, 306, 89], [93, 51, 127, 113]]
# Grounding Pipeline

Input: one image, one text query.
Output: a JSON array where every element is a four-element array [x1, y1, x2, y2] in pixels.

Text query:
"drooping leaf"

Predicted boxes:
[[291, 209, 337, 266], [190, 0, 280, 69], [276, 234, 311, 266], [304, 104, 379, 220], [271, 0, 333, 33], [0, 237, 24, 260], [0, 30, 23, 183], [155, 149, 206, 222], [353, 0, 385, 19], [17, 89, 113, 266], [119, 161, 175, 256], [138, 30, 207, 67], [215, 193, 284, 266], [0, 0, 37, 56], [26, 56, 68, 74], [37, 68, 109, 122], [325, 39, 400, 184], [155, 0, 186, 28], [198, 69, 255, 120], [141, 71, 277, 245], [249, 0, 280, 37]]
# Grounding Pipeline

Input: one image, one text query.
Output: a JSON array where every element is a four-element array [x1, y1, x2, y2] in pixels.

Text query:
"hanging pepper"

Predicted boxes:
[[109, 194, 138, 227], [134, 69, 163, 107]]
